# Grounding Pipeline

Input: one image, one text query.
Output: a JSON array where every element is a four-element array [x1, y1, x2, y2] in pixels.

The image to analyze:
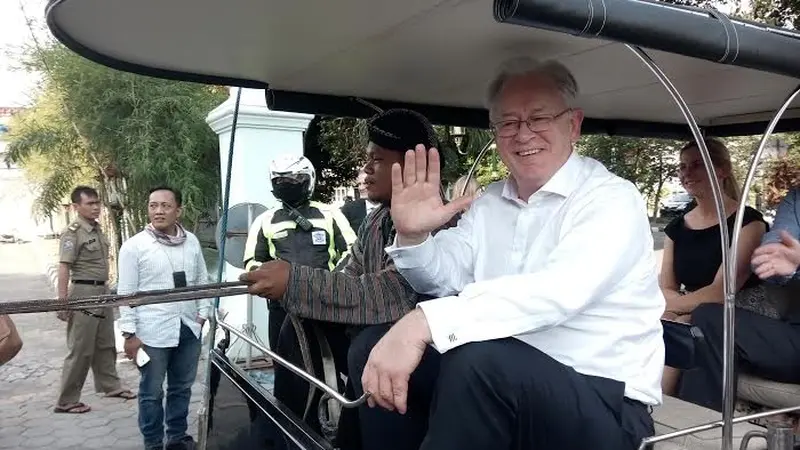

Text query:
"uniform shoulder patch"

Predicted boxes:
[[67, 222, 80, 232]]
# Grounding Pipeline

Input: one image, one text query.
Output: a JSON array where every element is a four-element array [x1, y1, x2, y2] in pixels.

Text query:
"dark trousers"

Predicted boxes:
[[679, 303, 800, 412], [267, 301, 287, 351], [420, 338, 654, 450], [350, 326, 653, 450], [347, 324, 441, 450], [272, 318, 361, 449], [138, 324, 202, 449]]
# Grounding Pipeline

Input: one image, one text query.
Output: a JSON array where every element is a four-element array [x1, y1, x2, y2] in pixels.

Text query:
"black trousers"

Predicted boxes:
[[679, 303, 800, 412], [349, 326, 652, 450], [267, 300, 287, 352], [272, 318, 361, 450], [347, 324, 442, 450], [420, 338, 654, 450]]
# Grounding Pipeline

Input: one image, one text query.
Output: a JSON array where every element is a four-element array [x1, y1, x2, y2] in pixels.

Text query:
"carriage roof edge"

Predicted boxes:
[[44, 0, 800, 139]]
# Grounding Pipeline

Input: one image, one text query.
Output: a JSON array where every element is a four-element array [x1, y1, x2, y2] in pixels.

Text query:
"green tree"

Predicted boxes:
[[307, 115, 502, 200], [578, 136, 680, 216], [306, 116, 368, 202], [749, 0, 800, 28], [660, 0, 800, 28], [434, 127, 501, 187], [7, 41, 226, 242], [6, 90, 94, 218]]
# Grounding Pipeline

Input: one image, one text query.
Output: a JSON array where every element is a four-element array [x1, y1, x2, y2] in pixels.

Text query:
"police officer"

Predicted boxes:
[[243, 155, 357, 350], [54, 186, 135, 414]]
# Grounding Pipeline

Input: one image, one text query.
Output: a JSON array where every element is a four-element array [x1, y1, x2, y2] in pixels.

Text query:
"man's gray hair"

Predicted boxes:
[[485, 57, 579, 118]]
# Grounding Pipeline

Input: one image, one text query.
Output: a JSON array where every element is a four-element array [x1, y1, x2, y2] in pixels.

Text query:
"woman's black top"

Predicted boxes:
[[664, 206, 768, 293]]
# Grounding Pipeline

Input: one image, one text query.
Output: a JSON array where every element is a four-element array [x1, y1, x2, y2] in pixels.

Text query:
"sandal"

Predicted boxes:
[[54, 402, 91, 414], [104, 388, 137, 400]]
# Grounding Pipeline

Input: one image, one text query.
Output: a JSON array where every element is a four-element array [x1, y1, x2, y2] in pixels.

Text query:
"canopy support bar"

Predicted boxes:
[[732, 84, 800, 289], [459, 137, 496, 197], [216, 320, 369, 408], [625, 44, 735, 449], [638, 404, 800, 449]]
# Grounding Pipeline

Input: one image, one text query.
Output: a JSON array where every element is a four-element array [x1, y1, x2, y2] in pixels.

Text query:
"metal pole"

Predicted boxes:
[[246, 203, 254, 368], [459, 137, 496, 197], [638, 404, 800, 449], [197, 87, 243, 450], [725, 83, 800, 449], [625, 44, 734, 449], [0, 281, 250, 314]]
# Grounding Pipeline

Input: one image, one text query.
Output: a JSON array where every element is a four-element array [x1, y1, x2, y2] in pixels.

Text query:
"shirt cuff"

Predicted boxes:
[[417, 295, 470, 354], [118, 321, 136, 334], [384, 233, 435, 270], [198, 306, 212, 319]]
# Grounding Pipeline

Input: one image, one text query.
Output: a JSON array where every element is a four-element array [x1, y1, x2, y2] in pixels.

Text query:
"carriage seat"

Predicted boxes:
[[738, 374, 800, 410], [734, 281, 800, 424]]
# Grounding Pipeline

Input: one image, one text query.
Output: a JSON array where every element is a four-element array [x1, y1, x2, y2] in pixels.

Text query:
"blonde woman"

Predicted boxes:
[[659, 138, 767, 396]]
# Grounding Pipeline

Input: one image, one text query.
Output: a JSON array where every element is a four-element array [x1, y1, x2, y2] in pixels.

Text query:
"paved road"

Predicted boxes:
[[0, 240, 204, 450]]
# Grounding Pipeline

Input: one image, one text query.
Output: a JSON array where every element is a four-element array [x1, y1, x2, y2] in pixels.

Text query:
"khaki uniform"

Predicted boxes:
[[57, 216, 121, 406]]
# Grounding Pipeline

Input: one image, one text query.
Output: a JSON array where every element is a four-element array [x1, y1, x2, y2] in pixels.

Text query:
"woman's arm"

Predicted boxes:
[[669, 220, 767, 314], [659, 237, 682, 301]]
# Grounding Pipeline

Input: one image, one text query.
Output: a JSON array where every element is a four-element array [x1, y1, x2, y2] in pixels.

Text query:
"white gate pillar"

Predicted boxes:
[[206, 87, 313, 348]]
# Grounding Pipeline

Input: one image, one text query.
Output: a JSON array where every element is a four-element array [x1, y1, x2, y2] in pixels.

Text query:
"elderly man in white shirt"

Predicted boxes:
[[358, 58, 665, 450], [118, 186, 212, 450]]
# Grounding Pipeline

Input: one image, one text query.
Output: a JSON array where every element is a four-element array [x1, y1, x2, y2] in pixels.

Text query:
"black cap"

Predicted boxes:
[[367, 109, 444, 168]]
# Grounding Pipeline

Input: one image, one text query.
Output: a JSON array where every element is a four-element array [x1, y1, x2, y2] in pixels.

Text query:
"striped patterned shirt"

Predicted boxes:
[[282, 204, 456, 325]]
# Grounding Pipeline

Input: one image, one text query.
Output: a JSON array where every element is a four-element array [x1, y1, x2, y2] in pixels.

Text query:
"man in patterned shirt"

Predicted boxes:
[[240, 109, 459, 449]]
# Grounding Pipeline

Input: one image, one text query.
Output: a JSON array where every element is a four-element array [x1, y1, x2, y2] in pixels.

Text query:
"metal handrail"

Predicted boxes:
[[626, 43, 736, 449], [638, 404, 800, 449], [0, 281, 250, 315], [216, 319, 369, 408]]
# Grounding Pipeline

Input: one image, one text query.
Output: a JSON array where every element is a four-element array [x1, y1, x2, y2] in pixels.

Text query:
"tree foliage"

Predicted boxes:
[[7, 40, 226, 238], [762, 135, 800, 208], [577, 136, 681, 215], [750, 0, 800, 28], [6, 90, 95, 217], [307, 116, 368, 202], [307, 114, 505, 200], [763, 154, 800, 207], [660, 0, 800, 28]]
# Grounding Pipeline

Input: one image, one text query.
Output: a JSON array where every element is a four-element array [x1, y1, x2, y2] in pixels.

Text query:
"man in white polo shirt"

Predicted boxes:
[[117, 186, 212, 450], [358, 57, 665, 450]]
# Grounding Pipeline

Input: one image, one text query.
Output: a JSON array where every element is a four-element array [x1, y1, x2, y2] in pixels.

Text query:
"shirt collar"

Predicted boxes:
[[77, 216, 98, 232], [501, 150, 582, 203]]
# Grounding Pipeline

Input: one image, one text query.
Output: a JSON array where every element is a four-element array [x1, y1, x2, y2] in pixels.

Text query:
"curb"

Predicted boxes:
[[45, 262, 58, 291]]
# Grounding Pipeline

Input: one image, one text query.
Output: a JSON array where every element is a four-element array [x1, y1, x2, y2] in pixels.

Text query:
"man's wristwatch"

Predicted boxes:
[[122, 332, 135, 340]]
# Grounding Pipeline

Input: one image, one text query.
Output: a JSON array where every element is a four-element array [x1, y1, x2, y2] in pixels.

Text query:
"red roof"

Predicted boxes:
[[0, 107, 24, 117]]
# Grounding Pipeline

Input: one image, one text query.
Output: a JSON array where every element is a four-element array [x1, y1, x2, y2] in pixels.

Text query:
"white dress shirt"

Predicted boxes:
[[385, 151, 665, 406], [117, 230, 213, 348], [366, 199, 380, 218]]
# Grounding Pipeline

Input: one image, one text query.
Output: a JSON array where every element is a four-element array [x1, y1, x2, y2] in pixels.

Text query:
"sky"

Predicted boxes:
[[0, 0, 47, 107]]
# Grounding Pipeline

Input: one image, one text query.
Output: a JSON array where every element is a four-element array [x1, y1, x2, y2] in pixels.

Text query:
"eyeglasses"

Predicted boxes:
[[490, 109, 572, 138]]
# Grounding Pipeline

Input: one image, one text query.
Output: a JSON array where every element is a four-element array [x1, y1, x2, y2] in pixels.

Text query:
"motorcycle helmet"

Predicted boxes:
[[269, 154, 316, 207]]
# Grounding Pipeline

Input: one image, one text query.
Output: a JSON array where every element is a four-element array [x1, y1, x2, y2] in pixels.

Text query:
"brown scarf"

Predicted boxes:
[[145, 222, 187, 246]]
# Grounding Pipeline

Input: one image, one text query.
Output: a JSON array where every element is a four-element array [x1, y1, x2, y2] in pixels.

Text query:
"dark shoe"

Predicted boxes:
[[165, 436, 195, 450]]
